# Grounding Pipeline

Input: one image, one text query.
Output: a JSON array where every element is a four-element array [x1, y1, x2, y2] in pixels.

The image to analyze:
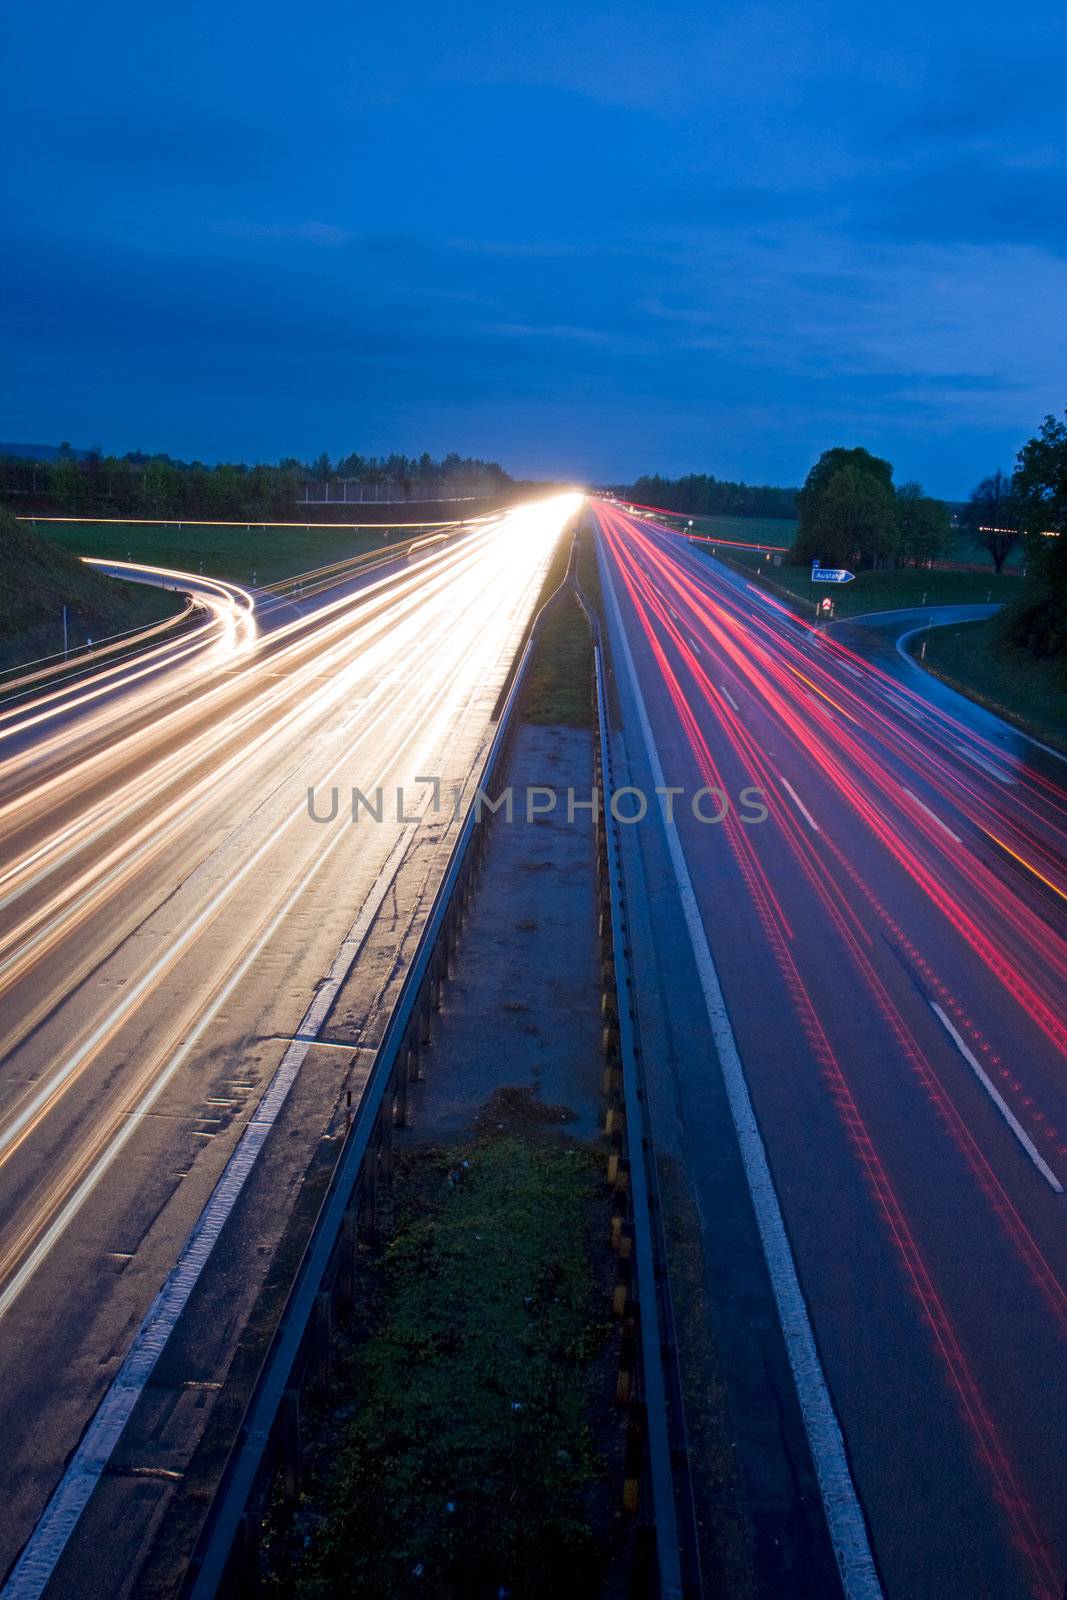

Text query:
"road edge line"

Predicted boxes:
[[598, 537, 883, 1600]]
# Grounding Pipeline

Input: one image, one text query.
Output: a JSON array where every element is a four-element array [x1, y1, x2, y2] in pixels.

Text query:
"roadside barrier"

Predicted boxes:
[[576, 566, 702, 1599], [183, 547, 576, 1596], [184, 533, 700, 1598]]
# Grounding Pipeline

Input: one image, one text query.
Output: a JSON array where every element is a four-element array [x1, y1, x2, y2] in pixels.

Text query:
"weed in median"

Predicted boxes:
[[522, 594, 594, 727], [271, 1134, 612, 1600]]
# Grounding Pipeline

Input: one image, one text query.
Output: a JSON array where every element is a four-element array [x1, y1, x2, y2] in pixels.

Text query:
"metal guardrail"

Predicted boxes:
[[184, 532, 699, 1597], [575, 570, 702, 1600], [183, 554, 576, 1597]]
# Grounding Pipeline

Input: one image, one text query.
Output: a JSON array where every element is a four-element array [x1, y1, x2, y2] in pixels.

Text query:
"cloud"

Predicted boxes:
[[1, 0, 1064, 494], [484, 321, 623, 346], [218, 221, 355, 246], [851, 159, 1067, 253]]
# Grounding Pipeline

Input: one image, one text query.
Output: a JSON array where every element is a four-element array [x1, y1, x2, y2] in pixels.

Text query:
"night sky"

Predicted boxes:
[[3, 1, 1064, 495]]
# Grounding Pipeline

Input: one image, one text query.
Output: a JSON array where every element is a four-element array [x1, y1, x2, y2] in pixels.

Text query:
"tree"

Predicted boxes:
[[1013, 410, 1067, 534], [792, 447, 896, 568], [960, 470, 1020, 572], [137, 459, 182, 517], [895, 482, 952, 567], [0, 446, 511, 523], [796, 447, 893, 520], [796, 465, 897, 569], [48, 456, 90, 511], [1002, 409, 1067, 659]]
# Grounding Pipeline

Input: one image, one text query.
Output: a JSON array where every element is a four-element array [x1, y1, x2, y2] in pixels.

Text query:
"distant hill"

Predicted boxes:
[[0, 442, 91, 462]]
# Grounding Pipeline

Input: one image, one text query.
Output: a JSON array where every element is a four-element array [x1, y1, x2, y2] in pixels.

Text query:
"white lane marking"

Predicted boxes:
[[900, 788, 962, 845], [600, 552, 883, 1600], [0, 818, 422, 1600], [719, 684, 740, 713], [928, 1004, 1063, 1194], [778, 776, 822, 834], [950, 741, 1011, 784]]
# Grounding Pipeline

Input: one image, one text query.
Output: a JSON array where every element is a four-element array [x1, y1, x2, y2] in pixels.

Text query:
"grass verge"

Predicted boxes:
[[915, 618, 1067, 751], [0, 514, 185, 670], [266, 1132, 613, 1600], [700, 545, 1021, 619]]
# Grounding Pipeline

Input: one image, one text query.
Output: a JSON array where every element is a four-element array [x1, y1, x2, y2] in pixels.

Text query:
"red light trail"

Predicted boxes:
[[594, 502, 1067, 1600]]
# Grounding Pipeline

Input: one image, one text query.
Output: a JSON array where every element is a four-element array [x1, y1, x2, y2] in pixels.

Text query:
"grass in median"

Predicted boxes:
[[518, 521, 596, 727], [27, 519, 393, 588], [702, 545, 1023, 618], [523, 593, 594, 726], [269, 1134, 612, 1600], [916, 618, 1067, 750]]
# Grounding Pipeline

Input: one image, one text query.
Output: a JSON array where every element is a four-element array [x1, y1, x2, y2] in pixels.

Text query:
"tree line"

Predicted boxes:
[[0, 447, 513, 520], [620, 473, 797, 519]]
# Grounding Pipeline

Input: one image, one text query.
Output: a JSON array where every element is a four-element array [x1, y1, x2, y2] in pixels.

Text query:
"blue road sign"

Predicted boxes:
[[810, 566, 855, 583]]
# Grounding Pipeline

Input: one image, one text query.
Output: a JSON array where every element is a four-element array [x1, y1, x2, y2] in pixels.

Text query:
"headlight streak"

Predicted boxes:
[[0, 515, 527, 891], [0, 506, 564, 1012], [0, 495, 579, 1324], [0, 598, 197, 704], [596, 503, 1064, 1599], [0, 581, 249, 746]]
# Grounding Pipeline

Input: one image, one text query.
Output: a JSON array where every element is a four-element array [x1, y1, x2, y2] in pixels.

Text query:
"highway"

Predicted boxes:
[[0, 495, 578, 1590], [593, 503, 1067, 1600]]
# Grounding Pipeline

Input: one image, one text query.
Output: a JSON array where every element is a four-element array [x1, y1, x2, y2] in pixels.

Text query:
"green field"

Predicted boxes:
[[917, 619, 1067, 750], [683, 513, 798, 548], [24, 519, 396, 588], [677, 516, 1019, 569], [705, 545, 1022, 618]]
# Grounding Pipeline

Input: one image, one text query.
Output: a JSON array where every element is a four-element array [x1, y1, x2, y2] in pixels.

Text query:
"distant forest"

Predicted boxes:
[[619, 473, 797, 519], [0, 446, 514, 520]]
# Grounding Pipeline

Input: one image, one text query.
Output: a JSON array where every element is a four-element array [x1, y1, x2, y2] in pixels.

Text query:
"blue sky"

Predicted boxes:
[[2, 0, 1064, 495]]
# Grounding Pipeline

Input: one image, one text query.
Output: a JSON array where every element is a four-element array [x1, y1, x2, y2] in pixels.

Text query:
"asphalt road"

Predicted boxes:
[[0, 496, 578, 1591], [593, 504, 1067, 1600]]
